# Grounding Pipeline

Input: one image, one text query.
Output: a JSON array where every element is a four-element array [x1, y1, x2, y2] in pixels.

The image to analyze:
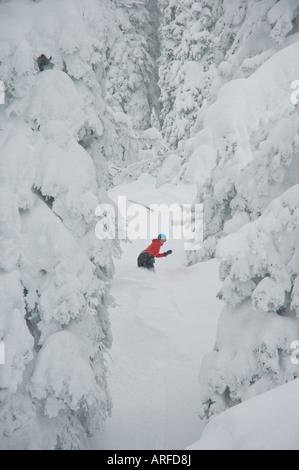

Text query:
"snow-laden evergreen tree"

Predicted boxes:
[[0, 0, 151, 449], [174, 0, 299, 263], [106, 0, 161, 130], [173, 3, 299, 418], [159, 0, 222, 150], [200, 183, 299, 418], [159, 0, 299, 155]]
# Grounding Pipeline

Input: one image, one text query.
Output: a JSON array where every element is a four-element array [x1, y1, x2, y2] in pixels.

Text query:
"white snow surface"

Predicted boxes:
[[90, 175, 223, 450], [188, 377, 299, 450], [91, 175, 299, 451]]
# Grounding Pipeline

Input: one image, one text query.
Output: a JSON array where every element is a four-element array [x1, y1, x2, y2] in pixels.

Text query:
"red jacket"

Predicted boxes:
[[142, 239, 165, 258]]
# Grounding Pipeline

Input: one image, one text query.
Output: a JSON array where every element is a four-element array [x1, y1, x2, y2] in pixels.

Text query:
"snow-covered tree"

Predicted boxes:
[[200, 185, 299, 418], [106, 0, 161, 130], [179, 4, 299, 418], [159, 0, 299, 154], [109, 126, 169, 187], [159, 0, 222, 150], [0, 0, 125, 449]]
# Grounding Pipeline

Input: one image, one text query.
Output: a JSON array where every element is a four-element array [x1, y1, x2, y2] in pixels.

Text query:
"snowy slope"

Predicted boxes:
[[187, 377, 299, 450], [90, 175, 223, 450]]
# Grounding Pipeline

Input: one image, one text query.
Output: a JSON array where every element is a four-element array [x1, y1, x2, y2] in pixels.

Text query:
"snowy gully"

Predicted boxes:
[[107, 454, 191, 467]]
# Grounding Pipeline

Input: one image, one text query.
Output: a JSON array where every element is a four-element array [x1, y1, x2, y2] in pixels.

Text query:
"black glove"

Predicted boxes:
[[164, 250, 172, 257]]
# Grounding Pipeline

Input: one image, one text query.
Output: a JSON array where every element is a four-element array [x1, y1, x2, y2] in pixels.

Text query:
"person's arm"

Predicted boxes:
[[164, 250, 172, 257], [148, 240, 172, 258], [151, 239, 165, 258], [156, 250, 173, 258]]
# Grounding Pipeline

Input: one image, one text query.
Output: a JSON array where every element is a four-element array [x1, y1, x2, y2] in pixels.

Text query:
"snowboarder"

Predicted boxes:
[[137, 234, 172, 270]]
